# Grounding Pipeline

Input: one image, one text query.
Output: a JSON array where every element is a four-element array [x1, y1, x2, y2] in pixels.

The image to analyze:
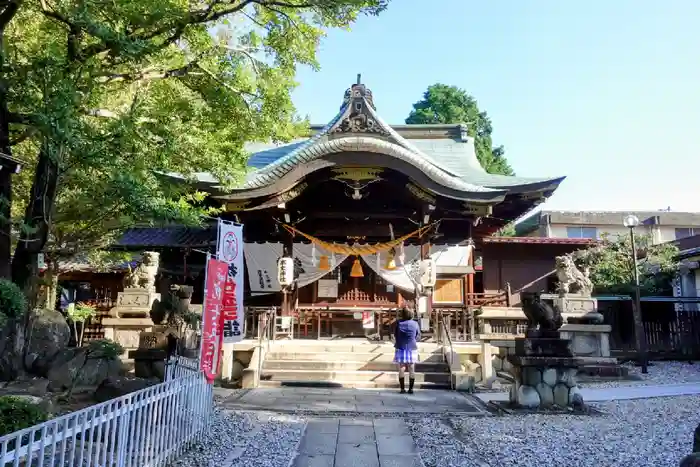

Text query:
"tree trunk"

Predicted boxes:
[[11, 143, 60, 296], [0, 19, 14, 281], [41, 260, 59, 310]]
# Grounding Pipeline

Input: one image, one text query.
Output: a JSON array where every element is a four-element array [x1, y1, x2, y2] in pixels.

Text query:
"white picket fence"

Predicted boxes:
[[0, 357, 212, 467]]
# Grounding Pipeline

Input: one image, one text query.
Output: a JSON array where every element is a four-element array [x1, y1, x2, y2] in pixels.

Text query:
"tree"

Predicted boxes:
[[493, 223, 516, 237], [1, 0, 389, 296], [572, 234, 680, 296], [406, 84, 513, 175]]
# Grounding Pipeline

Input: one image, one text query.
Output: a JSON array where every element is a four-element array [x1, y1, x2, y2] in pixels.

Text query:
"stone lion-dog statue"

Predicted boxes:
[[124, 251, 160, 291], [555, 254, 593, 297]]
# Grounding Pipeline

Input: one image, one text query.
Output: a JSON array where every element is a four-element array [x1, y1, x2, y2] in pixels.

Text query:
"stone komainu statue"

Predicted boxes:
[[521, 291, 563, 337], [124, 251, 160, 290], [555, 254, 594, 297]]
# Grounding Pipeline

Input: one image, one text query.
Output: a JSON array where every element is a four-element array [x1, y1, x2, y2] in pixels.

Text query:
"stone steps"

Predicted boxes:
[[265, 352, 445, 363], [263, 359, 449, 372], [257, 379, 449, 389], [260, 340, 451, 390]]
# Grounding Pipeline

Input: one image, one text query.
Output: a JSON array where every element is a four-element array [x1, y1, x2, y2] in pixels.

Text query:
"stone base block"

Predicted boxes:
[[515, 337, 573, 357], [508, 363, 584, 409], [452, 372, 476, 392], [102, 317, 155, 353]]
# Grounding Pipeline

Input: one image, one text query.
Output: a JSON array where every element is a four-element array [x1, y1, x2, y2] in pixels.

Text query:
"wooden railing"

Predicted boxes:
[[465, 291, 510, 307]]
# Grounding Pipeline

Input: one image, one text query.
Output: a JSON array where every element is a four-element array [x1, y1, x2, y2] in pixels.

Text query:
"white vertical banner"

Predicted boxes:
[[217, 220, 245, 344]]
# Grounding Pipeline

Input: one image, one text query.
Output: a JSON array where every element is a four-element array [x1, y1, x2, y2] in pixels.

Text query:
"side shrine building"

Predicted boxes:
[[116, 79, 567, 342]]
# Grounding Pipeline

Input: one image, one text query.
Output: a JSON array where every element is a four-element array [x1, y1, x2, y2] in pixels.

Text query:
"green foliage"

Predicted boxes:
[[67, 302, 97, 324], [572, 233, 681, 295], [3, 0, 389, 285], [0, 396, 49, 436], [0, 279, 27, 319], [493, 223, 516, 237], [86, 339, 125, 359], [406, 84, 513, 175]]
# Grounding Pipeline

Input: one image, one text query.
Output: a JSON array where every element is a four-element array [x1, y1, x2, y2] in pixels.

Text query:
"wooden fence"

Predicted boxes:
[[599, 296, 700, 360]]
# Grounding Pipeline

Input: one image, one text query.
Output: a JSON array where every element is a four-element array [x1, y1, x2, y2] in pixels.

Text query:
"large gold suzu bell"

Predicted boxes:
[[318, 255, 330, 271], [385, 248, 397, 270], [350, 257, 364, 277]]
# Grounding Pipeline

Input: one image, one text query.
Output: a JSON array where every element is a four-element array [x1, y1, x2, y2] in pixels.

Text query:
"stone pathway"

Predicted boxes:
[[219, 387, 489, 415], [293, 418, 422, 467], [475, 381, 700, 403]]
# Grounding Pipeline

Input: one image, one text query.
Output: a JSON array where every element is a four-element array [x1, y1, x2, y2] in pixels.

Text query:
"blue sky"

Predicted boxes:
[[291, 0, 700, 214]]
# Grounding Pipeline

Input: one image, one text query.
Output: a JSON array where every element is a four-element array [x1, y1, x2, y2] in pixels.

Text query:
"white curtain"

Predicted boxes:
[[293, 243, 348, 288], [245, 242, 472, 295], [360, 244, 473, 292], [244, 242, 347, 294]]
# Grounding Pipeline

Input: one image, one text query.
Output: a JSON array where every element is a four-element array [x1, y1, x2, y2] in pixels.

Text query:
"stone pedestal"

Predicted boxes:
[[128, 330, 173, 381], [559, 324, 611, 358], [507, 336, 584, 409], [559, 323, 628, 378], [102, 317, 155, 354], [541, 293, 602, 323], [110, 288, 160, 318]]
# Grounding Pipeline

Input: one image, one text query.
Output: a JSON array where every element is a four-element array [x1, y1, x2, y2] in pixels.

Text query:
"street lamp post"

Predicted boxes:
[[623, 214, 648, 374]]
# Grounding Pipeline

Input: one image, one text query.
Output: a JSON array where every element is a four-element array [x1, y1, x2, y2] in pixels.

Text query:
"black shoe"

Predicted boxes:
[[408, 378, 415, 394], [399, 377, 406, 394]]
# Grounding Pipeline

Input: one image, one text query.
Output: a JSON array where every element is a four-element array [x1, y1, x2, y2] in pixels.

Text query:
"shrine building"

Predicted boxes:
[[94, 79, 586, 388]]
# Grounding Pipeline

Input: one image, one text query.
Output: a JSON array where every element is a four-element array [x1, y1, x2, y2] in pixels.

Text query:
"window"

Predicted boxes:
[[566, 226, 598, 239], [675, 228, 697, 240]]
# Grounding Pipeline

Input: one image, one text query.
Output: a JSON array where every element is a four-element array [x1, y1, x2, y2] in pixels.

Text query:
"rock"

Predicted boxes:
[[47, 348, 122, 392], [24, 309, 71, 376], [492, 355, 503, 372], [502, 358, 514, 374], [542, 368, 557, 386], [557, 367, 577, 387], [535, 382, 554, 406], [94, 376, 159, 403], [679, 453, 700, 467], [461, 360, 482, 382], [0, 318, 24, 380], [569, 386, 584, 408], [2, 378, 49, 396], [522, 367, 542, 386], [516, 385, 541, 408], [553, 383, 570, 407]]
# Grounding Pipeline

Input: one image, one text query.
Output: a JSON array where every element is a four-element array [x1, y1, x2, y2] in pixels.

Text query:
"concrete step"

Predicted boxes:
[[257, 380, 451, 390], [270, 342, 442, 354], [259, 369, 451, 384], [264, 352, 445, 363], [263, 360, 449, 372]]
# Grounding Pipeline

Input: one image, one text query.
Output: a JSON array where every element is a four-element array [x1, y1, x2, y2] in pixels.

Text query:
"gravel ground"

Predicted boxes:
[[168, 408, 305, 467], [440, 395, 700, 467], [579, 361, 700, 389]]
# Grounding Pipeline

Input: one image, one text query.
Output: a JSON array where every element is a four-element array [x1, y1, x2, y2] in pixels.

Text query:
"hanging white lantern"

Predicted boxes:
[[277, 257, 294, 286], [418, 258, 436, 288]]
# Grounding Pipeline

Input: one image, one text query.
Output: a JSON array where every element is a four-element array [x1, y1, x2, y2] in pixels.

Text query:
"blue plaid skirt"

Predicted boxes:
[[393, 348, 419, 364]]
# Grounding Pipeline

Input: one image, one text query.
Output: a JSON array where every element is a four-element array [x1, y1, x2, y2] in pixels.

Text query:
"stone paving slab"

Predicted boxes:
[[293, 417, 420, 467], [221, 387, 488, 415]]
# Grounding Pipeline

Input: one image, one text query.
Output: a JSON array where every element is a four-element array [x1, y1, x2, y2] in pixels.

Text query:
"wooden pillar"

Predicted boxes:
[[419, 228, 433, 335]]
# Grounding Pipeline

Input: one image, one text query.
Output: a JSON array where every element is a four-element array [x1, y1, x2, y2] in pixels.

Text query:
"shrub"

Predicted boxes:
[[87, 339, 125, 359], [0, 396, 49, 436], [0, 279, 26, 319]]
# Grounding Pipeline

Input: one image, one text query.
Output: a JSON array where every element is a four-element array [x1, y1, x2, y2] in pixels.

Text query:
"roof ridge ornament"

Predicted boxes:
[[333, 76, 388, 135]]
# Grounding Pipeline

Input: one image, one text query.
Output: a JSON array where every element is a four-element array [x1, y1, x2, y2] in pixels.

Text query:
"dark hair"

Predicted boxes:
[[398, 307, 413, 321]]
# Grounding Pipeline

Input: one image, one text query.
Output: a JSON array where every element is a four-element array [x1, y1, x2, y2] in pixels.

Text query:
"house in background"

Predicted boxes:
[[671, 234, 700, 302], [515, 210, 700, 244]]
